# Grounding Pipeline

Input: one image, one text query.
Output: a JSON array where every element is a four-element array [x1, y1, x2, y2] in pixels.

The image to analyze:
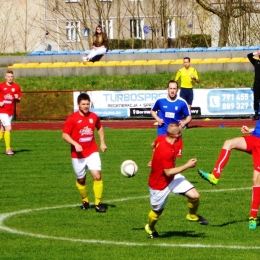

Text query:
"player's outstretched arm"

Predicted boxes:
[[164, 158, 197, 177]]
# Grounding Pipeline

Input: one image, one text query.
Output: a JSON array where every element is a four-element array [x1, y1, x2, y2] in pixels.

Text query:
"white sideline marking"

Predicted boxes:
[[0, 187, 257, 250]]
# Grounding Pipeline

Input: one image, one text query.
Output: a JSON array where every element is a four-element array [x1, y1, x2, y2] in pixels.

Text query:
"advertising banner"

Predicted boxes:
[[73, 88, 254, 118]]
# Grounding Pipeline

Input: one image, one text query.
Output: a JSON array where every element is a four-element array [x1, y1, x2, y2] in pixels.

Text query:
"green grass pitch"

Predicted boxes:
[[0, 128, 259, 260]]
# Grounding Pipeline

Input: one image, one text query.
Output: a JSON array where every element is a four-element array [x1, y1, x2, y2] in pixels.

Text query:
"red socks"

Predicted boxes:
[[250, 186, 260, 218], [213, 149, 231, 178]]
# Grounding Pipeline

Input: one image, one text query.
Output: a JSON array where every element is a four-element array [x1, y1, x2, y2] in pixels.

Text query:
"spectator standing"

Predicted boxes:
[[247, 51, 260, 120]]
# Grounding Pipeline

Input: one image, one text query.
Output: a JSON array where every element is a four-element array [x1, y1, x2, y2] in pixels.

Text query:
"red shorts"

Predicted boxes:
[[243, 135, 260, 171]]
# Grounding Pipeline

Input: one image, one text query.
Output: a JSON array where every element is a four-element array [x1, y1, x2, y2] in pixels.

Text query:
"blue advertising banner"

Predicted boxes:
[[90, 108, 128, 118], [206, 89, 253, 114], [74, 89, 254, 118]]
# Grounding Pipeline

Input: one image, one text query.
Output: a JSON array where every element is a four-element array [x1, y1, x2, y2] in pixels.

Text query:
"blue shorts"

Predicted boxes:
[[180, 88, 193, 105]]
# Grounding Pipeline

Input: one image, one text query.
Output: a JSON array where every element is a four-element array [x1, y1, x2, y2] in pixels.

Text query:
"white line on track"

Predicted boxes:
[[0, 187, 257, 250]]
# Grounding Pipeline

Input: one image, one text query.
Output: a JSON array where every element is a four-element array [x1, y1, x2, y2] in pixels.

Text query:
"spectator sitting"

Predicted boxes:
[[82, 25, 108, 64]]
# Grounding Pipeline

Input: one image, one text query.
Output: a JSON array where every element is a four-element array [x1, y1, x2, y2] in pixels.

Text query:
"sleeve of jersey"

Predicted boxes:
[[151, 100, 159, 111], [95, 116, 102, 129], [183, 102, 191, 116], [193, 69, 199, 79], [175, 70, 181, 81], [62, 117, 73, 134], [17, 85, 22, 98], [247, 53, 255, 66]]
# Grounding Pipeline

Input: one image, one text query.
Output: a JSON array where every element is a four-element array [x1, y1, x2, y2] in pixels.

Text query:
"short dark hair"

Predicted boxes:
[[77, 93, 90, 104], [184, 57, 190, 62], [6, 70, 14, 75], [167, 80, 178, 88]]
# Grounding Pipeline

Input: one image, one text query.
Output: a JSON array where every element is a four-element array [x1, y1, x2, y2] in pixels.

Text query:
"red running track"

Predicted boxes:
[[12, 119, 256, 130]]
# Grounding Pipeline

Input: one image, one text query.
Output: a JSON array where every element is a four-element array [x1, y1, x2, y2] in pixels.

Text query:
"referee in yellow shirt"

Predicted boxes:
[[174, 57, 199, 112]]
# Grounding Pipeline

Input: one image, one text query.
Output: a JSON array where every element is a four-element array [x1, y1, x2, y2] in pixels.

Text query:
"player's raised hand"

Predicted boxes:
[[241, 125, 251, 134], [187, 158, 197, 168]]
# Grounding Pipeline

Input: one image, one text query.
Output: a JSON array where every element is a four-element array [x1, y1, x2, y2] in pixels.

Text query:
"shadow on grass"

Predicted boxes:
[[132, 228, 206, 238], [14, 149, 32, 154], [211, 218, 248, 227], [74, 203, 116, 211], [160, 230, 206, 238]]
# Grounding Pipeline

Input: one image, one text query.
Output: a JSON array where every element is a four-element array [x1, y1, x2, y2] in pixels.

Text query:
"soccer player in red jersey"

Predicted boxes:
[[198, 120, 260, 229], [145, 123, 208, 238], [62, 93, 107, 213], [0, 70, 22, 155]]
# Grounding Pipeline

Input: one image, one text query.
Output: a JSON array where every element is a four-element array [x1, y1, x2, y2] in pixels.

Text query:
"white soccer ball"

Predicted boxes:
[[120, 160, 138, 178]]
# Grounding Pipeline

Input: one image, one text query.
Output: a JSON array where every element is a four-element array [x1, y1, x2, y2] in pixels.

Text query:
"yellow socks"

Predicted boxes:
[[148, 210, 160, 231], [187, 198, 200, 219], [93, 180, 103, 205], [4, 131, 11, 151], [76, 180, 104, 205], [0, 131, 3, 141], [76, 181, 89, 203]]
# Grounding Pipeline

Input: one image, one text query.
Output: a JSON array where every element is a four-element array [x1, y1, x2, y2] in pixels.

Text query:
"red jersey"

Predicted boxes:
[[154, 135, 182, 158], [0, 82, 22, 116], [63, 111, 101, 158], [148, 137, 177, 190]]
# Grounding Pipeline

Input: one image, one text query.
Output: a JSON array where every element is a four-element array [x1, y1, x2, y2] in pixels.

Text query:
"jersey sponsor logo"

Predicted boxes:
[[3, 100, 12, 104], [79, 126, 93, 136], [165, 112, 175, 118], [79, 137, 93, 142], [4, 94, 13, 100]]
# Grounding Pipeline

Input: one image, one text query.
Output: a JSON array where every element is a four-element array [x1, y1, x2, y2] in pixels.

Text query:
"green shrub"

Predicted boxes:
[[168, 34, 211, 48], [108, 38, 153, 50]]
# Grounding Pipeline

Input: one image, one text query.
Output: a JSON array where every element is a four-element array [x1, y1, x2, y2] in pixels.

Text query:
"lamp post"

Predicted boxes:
[[44, 0, 47, 47]]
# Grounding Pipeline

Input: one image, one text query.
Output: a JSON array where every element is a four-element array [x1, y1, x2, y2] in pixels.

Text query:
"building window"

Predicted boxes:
[[168, 19, 175, 39], [160, 19, 176, 39], [101, 20, 113, 39], [130, 19, 144, 39], [66, 21, 80, 42]]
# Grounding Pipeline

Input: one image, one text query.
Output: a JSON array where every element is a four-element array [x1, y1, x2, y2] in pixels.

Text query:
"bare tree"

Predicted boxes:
[[40, 0, 118, 50], [0, 2, 13, 52], [14, 0, 41, 52], [195, 0, 260, 46]]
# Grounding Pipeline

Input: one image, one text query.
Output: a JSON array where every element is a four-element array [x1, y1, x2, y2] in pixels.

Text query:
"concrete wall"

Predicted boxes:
[[1, 49, 255, 77]]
